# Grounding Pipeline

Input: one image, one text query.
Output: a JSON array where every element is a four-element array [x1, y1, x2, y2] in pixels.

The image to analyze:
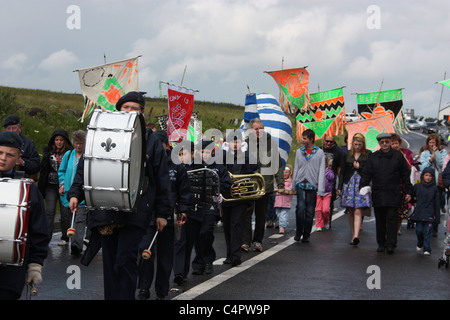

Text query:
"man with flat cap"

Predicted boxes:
[[68, 91, 173, 300], [2, 115, 40, 179], [359, 133, 413, 254], [0, 131, 49, 299]]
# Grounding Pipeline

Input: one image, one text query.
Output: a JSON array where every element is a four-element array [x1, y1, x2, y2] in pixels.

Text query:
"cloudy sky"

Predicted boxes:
[[1, 0, 449, 117]]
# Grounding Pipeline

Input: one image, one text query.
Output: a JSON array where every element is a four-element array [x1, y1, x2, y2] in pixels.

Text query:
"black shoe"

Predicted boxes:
[[301, 236, 310, 243], [137, 289, 150, 300], [174, 274, 185, 285], [192, 268, 204, 275], [223, 258, 231, 264], [231, 259, 241, 267], [205, 264, 213, 274], [386, 246, 394, 254], [294, 233, 301, 241], [350, 238, 360, 246], [376, 246, 385, 252], [70, 245, 81, 256], [156, 293, 165, 300]]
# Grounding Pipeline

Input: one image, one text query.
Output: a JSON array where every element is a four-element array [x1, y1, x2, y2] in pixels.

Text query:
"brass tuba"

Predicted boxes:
[[223, 172, 265, 202]]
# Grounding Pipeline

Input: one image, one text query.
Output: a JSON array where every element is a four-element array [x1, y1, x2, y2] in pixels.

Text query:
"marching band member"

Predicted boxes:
[[173, 140, 231, 281], [68, 92, 173, 300], [137, 130, 192, 300], [0, 131, 49, 299], [221, 130, 259, 266], [2, 115, 40, 180]]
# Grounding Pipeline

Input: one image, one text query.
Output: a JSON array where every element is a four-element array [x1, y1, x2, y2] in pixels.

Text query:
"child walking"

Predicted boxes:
[[410, 167, 439, 255], [315, 159, 335, 231], [275, 164, 294, 234]]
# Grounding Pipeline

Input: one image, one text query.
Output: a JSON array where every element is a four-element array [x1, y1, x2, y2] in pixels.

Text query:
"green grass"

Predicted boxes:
[[0, 86, 345, 168]]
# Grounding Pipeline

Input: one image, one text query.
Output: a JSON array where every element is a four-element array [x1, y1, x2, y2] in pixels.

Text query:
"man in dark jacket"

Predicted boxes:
[[360, 133, 412, 254], [2, 115, 40, 180], [0, 131, 49, 299], [222, 130, 259, 266], [243, 119, 284, 252], [68, 92, 173, 300], [137, 130, 192, 300]]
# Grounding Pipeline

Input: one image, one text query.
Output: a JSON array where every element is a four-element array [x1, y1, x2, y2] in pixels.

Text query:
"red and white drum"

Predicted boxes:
[[83, 109, 146, 212], [0, 178, 32, 266]]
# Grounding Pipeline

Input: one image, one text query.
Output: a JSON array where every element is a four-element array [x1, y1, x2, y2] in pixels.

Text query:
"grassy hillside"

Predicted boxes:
[[0, 86, 344, 168]]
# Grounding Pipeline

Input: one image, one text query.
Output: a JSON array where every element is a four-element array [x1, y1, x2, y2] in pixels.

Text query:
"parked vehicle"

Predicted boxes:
[[422, 122, 437, 133], [406, 119, 421, 130], [345, 113, 359, 122]]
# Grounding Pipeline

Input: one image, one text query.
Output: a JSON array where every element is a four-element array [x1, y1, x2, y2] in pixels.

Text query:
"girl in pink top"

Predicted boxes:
[[275, 164, 295, 234]]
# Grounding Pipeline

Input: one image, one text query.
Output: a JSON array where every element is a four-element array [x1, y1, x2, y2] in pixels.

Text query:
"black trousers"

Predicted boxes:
[[137, 224, 174, 297], [374, 206, 398, 249], [100, 226, 145, 300], [222, 202, 248, 263]]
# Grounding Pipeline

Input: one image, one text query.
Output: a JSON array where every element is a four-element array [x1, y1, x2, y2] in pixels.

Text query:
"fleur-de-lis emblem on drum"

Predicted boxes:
[[101, 138, 116, 152]]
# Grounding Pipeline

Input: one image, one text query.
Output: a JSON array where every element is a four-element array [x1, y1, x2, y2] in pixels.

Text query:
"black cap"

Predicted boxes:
[[2, 115, 21, 127], [0, 131, 22, 151], [116, 91, 145, 111]]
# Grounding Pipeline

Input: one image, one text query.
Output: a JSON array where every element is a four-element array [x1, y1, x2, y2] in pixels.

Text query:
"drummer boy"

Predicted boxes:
[[0, 131, 49, 299]]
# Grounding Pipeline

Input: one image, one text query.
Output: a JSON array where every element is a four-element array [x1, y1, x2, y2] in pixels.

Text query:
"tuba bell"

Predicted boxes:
[[223, 172, 265, 202]]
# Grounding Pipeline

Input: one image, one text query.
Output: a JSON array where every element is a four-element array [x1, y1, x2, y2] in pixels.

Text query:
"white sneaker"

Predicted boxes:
[[424, 251, 431, 255], [253, 242, 263, 252], [416, 246, 422, 252], [58, 240, 68, 246], [316, 227, 322, 232], [324, 223, 330, 230]]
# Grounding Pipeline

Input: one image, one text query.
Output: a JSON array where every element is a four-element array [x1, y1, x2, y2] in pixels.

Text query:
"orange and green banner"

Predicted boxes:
[[296, 87, 345, 141], [265, 67, 309, 113], [345, 114, 395, 152]]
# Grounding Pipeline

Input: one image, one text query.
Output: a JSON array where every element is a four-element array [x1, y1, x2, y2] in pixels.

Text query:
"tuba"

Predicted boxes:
[[223, 172, 265, 202]]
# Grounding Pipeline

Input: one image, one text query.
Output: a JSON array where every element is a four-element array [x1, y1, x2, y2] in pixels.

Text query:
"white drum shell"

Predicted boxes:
[[0, 178, 31, 266], [84, 110, 144, 212]]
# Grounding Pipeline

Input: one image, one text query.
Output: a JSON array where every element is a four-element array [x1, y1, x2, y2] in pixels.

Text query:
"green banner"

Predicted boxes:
[[439, 79, 450, 89], [357, 88, 402, 104], [309, 88, 343, 104]]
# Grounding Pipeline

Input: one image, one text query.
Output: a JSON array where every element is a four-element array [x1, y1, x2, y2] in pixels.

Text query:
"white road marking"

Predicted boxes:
[[172, 209, 346, 300]]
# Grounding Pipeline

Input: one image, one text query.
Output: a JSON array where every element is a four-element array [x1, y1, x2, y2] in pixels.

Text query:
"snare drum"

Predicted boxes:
[[0, 178, 32, 266], [84, 109, 146, 212]]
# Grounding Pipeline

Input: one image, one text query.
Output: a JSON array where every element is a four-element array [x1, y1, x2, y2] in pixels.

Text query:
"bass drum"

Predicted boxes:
[[83, 109, 146, 212]]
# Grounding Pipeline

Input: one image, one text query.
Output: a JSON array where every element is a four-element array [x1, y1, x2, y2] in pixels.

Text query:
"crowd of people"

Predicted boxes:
[[0, 95, 449, 300]]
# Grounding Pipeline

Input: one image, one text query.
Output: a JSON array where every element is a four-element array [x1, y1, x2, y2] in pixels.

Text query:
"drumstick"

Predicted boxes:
[[141, 231, 158, 260], [26, 282, 38, 296], [67, 210, 76, 238]]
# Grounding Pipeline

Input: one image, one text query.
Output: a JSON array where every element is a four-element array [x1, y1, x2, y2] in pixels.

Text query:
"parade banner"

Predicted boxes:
[[295, 87, 345, 141], [265, 67, 310, 113], [167, 84, 195, 143], [241, 93, 292, 166], [345, 114, 395, 152], [357, 88, 407, 133], [77, 57, 139, 121], [439, 79, 450, 89]]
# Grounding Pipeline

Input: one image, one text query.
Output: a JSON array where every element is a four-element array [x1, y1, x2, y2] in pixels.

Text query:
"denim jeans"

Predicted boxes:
[[415, 221, 433, 253], [295, 186, 317, 238]]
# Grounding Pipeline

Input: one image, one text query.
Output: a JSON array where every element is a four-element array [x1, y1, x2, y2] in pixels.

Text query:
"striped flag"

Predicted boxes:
[[241, 93, 292, 166]]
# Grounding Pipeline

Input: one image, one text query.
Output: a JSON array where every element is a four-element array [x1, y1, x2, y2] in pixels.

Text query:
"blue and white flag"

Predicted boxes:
[[241, 93, 292, 166]]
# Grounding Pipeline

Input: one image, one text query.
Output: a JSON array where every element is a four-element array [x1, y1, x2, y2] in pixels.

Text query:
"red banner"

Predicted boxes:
[[167, 85, 195, 143]]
